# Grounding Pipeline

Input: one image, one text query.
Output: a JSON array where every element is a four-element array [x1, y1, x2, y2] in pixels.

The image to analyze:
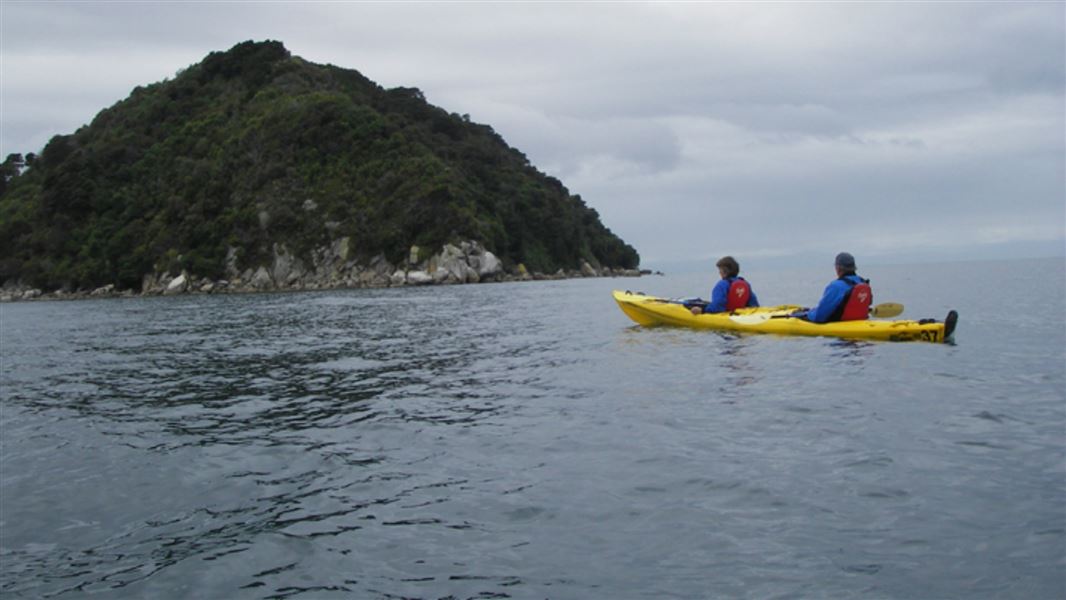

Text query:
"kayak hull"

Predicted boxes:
[[613, 290, 954, 343]]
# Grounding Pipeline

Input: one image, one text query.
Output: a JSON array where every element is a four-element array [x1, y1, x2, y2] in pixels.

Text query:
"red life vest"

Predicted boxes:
[[726, 278, 752, 311], [839, 279, 872, 321]]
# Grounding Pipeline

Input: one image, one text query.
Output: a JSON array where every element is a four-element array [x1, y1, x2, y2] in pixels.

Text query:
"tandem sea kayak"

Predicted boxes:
[[613, 290, 958, 343]]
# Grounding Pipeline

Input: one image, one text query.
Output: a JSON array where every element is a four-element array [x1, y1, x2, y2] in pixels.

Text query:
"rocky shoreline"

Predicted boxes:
[[1, 239, 649, 302]]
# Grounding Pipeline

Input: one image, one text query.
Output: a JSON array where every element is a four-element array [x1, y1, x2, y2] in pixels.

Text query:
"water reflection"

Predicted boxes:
[[5, 290, 538, 447], [1, 289, 549, 598], [716, 337, 761, 399], [827, 339, 876, 365]]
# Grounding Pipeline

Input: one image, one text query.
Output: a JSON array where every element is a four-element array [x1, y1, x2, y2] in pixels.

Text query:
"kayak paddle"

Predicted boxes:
[[728, 302, 905, 325], [629, 290, 904, 318], [870, 302, 903, 318]]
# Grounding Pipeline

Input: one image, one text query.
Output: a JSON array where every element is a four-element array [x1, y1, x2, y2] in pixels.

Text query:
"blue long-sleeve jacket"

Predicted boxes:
[[805, 274, 866, 323], [706, 277, 760, 313]]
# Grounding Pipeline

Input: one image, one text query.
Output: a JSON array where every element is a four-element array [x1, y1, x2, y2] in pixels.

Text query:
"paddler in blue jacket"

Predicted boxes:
[[690, 256, 760, 314], [793, 252, 872, 323]]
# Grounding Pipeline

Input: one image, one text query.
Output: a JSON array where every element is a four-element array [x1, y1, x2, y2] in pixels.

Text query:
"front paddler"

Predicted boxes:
[[690, 256, 761, 315]]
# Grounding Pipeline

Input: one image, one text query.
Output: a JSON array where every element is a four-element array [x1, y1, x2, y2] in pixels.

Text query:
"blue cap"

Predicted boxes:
[[835, 252, 856, 269]]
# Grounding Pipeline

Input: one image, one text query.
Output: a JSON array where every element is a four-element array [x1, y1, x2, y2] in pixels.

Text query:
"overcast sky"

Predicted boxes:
[[2, 1, 1063, 270]]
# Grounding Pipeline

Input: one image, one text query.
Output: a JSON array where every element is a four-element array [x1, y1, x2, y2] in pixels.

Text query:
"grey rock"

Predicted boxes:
[[225, 246, 241, 279], [407, 270, 433, 285], [164, 273, 187, 295], [250, 266, 274, 290]]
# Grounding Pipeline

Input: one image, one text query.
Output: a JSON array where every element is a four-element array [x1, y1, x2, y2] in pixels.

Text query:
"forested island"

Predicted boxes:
[[0, 40, 641, 301]]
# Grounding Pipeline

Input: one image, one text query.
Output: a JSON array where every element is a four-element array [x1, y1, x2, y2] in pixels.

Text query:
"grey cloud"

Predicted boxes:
[[1, 2, 1062, 266]]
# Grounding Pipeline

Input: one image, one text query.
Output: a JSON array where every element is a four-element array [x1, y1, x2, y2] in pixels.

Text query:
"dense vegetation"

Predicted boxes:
[[0, 40, 638, 291]]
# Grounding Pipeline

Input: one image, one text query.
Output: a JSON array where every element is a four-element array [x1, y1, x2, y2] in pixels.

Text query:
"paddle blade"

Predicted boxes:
[[870, 302, 904, 318]]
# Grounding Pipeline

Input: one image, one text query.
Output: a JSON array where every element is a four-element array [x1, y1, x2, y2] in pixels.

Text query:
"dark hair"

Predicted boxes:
[[716, 256, 740, 278], [835, 252, 856, 271]]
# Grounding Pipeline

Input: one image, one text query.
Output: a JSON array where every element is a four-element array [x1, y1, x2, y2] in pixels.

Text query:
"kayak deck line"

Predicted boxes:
[[613, 290, 958, 344]]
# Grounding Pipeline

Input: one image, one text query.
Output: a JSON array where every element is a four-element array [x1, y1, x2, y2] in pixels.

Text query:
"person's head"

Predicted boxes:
[[716, 256, 740, 279], [835, 252, 857, 275]]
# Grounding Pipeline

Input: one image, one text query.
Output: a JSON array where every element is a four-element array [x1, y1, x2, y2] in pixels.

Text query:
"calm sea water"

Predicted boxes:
[[2, 257, 1064, 599]]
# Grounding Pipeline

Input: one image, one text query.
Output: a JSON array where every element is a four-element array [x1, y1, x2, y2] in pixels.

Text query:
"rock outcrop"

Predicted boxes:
[[1, 239, 643, 302]]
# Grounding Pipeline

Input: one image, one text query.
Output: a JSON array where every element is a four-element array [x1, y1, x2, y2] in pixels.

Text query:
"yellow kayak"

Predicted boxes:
[[613, 290, 957, 343]]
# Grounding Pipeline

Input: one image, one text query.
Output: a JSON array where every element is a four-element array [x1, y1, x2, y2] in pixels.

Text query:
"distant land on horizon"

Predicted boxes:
[[647, 240, 1065, 275], [0, 40, 640, 295]]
